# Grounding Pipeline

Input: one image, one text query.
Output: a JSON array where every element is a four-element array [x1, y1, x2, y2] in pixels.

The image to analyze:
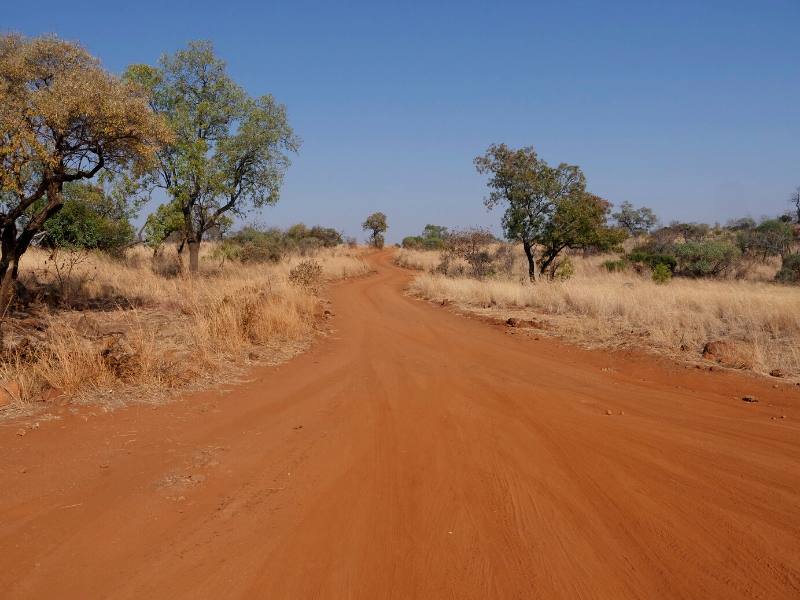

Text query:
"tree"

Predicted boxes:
[[441, 227, 496, 278], [422, 224, 447, 240], [0, 33, 169, 310], [362, 212, 388, 248], [612, 201, 657, 236], [791, 187, 800, 223], [402, 224, 448, 249], [124, 41, 299, 272], [308, 226, 342, 247], [475, 144, 591, 281], [737, 219, 795, 261], [539, 193, 626, 277]]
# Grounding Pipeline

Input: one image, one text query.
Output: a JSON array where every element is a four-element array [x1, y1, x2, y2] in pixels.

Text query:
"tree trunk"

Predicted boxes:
[[522, 240, 538, 282], [0, 261, 16, 316], [0, 221, 20, 314], [188, 238, 201, 273]]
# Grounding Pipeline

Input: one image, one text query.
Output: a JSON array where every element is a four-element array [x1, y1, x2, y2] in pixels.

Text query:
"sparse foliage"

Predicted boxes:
[[790, 187, 800, 223], [289, 259, 323, 289], [440, 227, 496, 278], [612, 201, 658, 236], [44, 247, 94, 303]]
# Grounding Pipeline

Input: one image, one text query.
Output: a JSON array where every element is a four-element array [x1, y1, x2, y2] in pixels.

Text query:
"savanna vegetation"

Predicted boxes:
[[362, 212, 388, 248], [0, 34, 367, 415], [398, 144, 800, 380]]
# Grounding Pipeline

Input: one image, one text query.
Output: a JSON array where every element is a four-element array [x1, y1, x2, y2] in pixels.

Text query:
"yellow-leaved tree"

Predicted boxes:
[[0, 33, 171, 311]]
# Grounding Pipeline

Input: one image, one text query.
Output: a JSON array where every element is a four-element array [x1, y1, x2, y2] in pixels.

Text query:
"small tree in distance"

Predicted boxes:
[[362, 212, 388, 248], [612, 201, 658, 236]]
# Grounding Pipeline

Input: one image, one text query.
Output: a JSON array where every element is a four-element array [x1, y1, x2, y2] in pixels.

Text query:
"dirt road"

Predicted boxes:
[[1, 250, 799, 599]]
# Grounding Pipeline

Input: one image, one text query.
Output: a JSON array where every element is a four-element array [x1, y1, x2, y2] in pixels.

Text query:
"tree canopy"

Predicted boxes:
[[402, 224, 448, 249], [0, 33, 170, 309], [124, 41, 299, 271], [612, 201, 657, 236], [362, 212, 388, 248], [475, 144, 623, 280]]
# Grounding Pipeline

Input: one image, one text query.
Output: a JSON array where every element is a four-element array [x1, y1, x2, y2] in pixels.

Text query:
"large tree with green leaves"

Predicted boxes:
[[0, 33, 169, 310], [475, 144, 621, 281], [125, 41, 299, 272]]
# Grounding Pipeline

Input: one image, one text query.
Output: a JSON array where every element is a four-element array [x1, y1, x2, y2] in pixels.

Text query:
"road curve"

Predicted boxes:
[[1, 250, 799, 599]]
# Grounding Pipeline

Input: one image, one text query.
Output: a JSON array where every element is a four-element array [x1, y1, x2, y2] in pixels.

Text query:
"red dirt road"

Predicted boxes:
[[1, 251, 799, 599]]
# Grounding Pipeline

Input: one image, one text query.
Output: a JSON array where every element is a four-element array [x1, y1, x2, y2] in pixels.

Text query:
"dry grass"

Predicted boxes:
[[0, 244, 370, 415], [401, 247, 800, 380]]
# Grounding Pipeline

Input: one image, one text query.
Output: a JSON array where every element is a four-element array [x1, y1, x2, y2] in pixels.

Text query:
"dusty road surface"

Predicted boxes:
[[1, 250, 799, 599]]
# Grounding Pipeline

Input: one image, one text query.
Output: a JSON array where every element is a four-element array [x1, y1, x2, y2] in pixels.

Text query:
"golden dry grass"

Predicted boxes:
[[400, 247, 800, 379], [0, 244, 370, 414]]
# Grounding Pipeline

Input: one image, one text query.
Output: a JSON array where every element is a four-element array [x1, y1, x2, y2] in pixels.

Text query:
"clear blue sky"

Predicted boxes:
[[4, 0, 799, 242]]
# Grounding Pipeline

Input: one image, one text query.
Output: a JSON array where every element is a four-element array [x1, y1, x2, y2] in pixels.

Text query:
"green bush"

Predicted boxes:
[[627, 248, 677, 272], [776, 253, 800, 283], [674, 240, 740, 277], [216, 223, 343, 264], [402, 236, 423, 249], [44, 183, 135, 255], [737, 219, 795, 260], [602, 259, 627, 273], [652, 263, 672, 284]]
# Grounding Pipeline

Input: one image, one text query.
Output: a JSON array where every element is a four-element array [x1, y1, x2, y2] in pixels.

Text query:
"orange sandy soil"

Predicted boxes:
[[0, 250, 798, 599]]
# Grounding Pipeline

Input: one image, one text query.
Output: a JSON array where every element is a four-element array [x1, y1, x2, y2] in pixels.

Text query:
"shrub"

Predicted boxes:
[[553, 256, 575, 280], [43, 182, 135, 255], [402, 236, 423, 249], [652, 263, 672, 284], [602, 259, 627, 273], [442, 227, 495, 279], [776, 253, 800, 283], [289, 260, 323, 289], [627, 248, 677, 272], [674, 240, 740, 277], [240, 241, 283, 263], [308, 226, 343, 247], [211, 229, 285, 264], [737, 219, 795, 261]]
